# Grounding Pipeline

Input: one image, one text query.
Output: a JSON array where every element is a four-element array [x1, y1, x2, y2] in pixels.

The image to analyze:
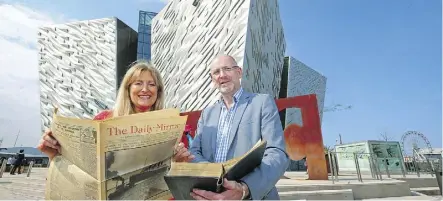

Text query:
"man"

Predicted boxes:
[[189, 55, 289, 200], [10, 149, 25, 175], [7, 156, 14, 166]]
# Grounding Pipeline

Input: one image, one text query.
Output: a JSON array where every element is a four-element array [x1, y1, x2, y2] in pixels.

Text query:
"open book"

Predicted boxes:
[[45, 108, 187, 200], [164, 140, 267, 200]]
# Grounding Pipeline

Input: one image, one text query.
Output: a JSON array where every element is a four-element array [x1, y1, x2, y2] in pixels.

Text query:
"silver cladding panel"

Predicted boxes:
[[38, 18, 118, 132], [151, 0, 286, 112], [285, 56, 327, 127]]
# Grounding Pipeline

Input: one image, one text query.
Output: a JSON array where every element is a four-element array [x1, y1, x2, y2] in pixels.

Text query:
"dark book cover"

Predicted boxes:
[[164, 140, 267, 200]]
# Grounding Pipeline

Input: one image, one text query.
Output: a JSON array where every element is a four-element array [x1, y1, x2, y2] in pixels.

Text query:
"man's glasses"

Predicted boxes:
[[210, 66, 239, 77]]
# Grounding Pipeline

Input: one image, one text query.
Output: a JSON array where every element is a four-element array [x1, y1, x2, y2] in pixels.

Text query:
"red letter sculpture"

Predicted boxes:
[[276, 94, 327, 180]]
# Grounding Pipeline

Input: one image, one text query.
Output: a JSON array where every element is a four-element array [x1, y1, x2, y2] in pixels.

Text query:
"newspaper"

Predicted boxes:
[[45, 108, 187, 200]]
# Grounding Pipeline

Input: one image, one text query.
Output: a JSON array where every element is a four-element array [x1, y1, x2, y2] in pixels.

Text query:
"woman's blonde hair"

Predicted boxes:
[[112, 60, 165, 117]]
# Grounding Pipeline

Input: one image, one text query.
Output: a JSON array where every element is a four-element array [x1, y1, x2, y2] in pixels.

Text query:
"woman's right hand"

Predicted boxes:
[[37, 130, 61, 160]]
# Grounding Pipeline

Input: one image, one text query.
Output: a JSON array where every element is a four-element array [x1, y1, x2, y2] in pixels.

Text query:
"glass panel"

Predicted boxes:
[[143, 33, 150, 42], [138, 25, 146, 33], [372, 144, 386, 158], [146, 25, 151, 34], [386, 144, 399, 157], [143, 44, 150, 54], [147, 12, 157, 23], [137, 53, 143, 59], [137, 43, 143, 53], [139, 13, 145, 25], [145, 16, 152, 25]]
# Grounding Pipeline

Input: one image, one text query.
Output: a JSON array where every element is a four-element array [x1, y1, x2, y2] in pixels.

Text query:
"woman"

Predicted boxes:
[[37, 60, 194, 162]]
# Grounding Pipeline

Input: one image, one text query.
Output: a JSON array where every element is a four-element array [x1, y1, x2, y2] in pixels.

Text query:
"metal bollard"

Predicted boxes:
[[383, 158, 391, 178], [374, 157, 383, 181], [368, 155, 376, 179], [328, 151, 334, 184], [353, 153, 363, 182], [26, 161, 34, 177], [0, 160, 6, 178], [404, 162, 409, 174], [426, 158, 434, 177], [333, 153, 339, 181], [399, 157, 406, 178], [412, 157, 420, 177], [370, 156, 378, 179], [357, 155, 363, 182], [434, 159, 442, 195]]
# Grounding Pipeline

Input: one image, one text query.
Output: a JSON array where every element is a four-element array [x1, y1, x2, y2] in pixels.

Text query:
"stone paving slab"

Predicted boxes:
[[0, 168, 47, 200]]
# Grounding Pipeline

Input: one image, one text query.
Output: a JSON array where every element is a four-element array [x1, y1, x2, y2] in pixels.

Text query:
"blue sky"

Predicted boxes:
[[281, 0, 442, 149], [0, 0, 441, 150]]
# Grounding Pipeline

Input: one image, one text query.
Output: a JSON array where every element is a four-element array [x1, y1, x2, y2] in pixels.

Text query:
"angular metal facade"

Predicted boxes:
[[137, 11, 157, 60], [38, 17, 137, 132], [282, 56, 327, 127], [151, 0, 286, 112]]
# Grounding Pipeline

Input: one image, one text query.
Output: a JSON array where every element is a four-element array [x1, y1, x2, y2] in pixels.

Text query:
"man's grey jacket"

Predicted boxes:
[[190, 91, 290, 200]]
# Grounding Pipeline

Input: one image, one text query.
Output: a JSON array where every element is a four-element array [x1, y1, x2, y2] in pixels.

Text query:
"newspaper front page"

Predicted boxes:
[[45, 108, 187, 200]]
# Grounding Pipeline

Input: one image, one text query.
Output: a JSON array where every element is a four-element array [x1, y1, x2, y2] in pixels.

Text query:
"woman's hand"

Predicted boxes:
[[37, 129, 61, 160], [173, 142, 195, 162]]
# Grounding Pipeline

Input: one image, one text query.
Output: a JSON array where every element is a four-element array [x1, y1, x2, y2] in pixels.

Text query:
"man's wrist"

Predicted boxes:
[[239, 181, 250, 199]]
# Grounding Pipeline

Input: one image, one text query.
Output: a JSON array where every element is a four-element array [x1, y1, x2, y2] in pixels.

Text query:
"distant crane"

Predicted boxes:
[[323, 104, 352, 113], [13, 130, 20, 147]]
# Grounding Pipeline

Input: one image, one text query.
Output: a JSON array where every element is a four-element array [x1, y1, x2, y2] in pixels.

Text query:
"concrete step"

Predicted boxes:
[[412, 187, 442, 196], [397, 177, 439, 188], [361, 195, 437, 200], [279, 189, 353, 200], [277, 179, 411, 200]]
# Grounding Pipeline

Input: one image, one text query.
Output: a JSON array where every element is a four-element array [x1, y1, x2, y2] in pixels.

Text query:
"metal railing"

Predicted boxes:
[[0, 160, 35, 178], [327, 151, 441, 183]]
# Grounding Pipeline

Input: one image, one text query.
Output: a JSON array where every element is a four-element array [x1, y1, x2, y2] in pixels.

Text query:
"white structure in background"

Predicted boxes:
[[151, 0, 286, 112], [415, 148, 442, 162], [280, 56, 327, 127], [335, 140, 406, 174], [37, 17, 137, 132]]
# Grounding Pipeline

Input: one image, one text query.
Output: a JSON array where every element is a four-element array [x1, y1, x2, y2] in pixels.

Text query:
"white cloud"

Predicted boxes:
[[0, 3, 71, 147]]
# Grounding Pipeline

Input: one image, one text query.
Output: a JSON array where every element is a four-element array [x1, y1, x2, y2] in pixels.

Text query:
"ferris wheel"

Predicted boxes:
[[401, 131, 433, 160]]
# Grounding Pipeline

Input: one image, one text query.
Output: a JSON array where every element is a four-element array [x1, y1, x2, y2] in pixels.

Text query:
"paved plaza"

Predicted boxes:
[[0, 168, 46, 200], [0, 168, 441, 200]]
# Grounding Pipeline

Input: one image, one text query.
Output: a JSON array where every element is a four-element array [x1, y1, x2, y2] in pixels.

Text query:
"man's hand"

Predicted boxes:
[[190, 178, 249, 200], [173, 142, 195, 162]]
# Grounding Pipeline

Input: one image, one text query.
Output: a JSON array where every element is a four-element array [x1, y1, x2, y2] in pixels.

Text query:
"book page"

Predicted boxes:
[[45, 156, 99, 200], [98, 112, 188, 200], [223, 139, 264, 171], [167, 162, 224, 177], [50, 114, 98, 179]]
